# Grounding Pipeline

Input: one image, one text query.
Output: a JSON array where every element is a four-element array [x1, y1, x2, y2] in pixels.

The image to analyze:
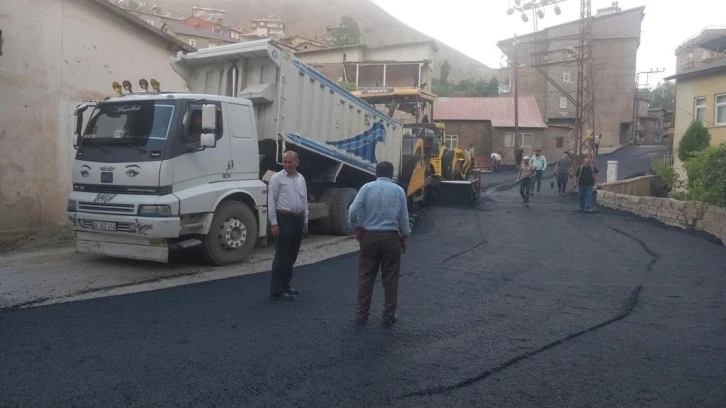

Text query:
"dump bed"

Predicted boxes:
[[171, 40, 403, 178]]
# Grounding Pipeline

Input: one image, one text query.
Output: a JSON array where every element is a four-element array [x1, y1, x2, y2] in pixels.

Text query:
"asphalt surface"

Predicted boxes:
[[3, 145, 724, 408]]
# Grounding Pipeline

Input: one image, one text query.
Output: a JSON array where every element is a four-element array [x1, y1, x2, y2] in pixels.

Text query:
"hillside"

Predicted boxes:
[[142, 0, 495, 82]]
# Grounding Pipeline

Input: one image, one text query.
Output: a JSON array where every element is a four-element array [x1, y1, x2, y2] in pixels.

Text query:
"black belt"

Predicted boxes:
[[365, 230, 399, 235], [277, 210, 304, 217]]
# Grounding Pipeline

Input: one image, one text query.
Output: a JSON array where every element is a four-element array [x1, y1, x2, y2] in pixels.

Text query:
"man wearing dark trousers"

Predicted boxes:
[[349, 161, 410, 325], [529, 149, 547, 195], [268, 151, 309, 301]]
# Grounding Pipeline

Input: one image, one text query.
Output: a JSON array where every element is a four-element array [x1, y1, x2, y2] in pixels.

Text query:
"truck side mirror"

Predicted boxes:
[[200, 133, 216, 148], [201, 104, 216, 132]]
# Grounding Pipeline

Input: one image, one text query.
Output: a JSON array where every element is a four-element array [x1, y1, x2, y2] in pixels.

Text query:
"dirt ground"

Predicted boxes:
[[0, 232, 360, 309]]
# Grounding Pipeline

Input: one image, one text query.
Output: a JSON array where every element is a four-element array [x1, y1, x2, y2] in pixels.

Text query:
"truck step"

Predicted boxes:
[[175, 239, 203, 249]]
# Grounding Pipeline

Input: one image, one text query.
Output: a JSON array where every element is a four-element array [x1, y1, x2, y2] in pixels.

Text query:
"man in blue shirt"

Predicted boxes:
[[348, 161, 410, 325]]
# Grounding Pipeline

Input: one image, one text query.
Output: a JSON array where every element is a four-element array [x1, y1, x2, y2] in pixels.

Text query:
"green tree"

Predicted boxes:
[[678, 120, 711, 161], [330, 16, 361, 47], [440, 60, 451, 84], [650, 80, 676, 112], [683, 144, 726, 206]]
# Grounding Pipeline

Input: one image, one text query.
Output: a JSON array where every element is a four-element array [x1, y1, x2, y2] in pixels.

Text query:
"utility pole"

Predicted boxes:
[[631, 68, 665, 146], [514, 34, 519, 155]]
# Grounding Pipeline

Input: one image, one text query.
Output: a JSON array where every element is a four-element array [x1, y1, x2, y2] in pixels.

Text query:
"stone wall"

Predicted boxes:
[[597, 190, 726, 246]]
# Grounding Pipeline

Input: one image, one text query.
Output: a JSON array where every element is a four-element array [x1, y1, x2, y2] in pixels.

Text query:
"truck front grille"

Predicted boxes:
[[78, 202, 135, 214]]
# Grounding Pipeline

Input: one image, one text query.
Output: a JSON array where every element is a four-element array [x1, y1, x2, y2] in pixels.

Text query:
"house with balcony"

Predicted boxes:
[[665, 27, 726, 179]]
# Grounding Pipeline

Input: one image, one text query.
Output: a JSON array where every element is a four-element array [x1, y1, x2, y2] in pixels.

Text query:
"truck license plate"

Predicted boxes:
[[92, 221, 117, 231]]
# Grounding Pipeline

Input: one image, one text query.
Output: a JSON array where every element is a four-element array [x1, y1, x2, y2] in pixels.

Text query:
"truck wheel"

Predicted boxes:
[[316, 187, 338, 235], [330, 187, 357, 236], [201, 201, 258, 266]]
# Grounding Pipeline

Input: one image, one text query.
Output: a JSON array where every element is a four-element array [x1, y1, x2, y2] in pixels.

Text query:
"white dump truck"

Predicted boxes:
[[67, 40, 404, 265]]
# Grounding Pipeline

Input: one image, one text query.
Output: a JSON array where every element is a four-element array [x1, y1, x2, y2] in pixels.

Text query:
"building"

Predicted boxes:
[[250, 15, 286, 41], [183, 16, 244, 42], [433, 97, 570, 166], [295, 41, 439, 93], [665, 27, 726, 179], [0, 0, 192, 231], [497, 5, 644, 149], [124, 8, 183, 29], [285, 35, 329, 52], [162, 21, 238, 49], [642, 106, 669, 144]]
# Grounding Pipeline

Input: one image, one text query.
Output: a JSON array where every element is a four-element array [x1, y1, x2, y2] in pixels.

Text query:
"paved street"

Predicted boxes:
[[2, 144, 725, 407]]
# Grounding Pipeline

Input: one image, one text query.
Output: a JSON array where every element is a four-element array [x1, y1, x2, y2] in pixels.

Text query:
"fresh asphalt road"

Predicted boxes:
[[481, 144, 670, 189], [3, 145, 724, 408]]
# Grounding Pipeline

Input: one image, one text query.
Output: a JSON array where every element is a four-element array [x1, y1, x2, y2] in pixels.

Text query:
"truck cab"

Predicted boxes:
[[68, 90, 267, 265]]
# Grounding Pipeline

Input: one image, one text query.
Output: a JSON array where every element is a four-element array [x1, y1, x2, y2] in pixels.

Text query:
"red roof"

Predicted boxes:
[[434, 96, 546, 129]]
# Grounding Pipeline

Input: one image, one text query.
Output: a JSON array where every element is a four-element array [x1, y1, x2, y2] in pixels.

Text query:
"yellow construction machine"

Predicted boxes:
[[351, 87, 480, 206]]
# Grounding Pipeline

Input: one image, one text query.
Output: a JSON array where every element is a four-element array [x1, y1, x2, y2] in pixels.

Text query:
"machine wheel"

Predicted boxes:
[[453, 160, 465, 180], [316, 187, 338, 235], [201, 201, 258, 266], [329, 187, 358, 236], [441, 149, 456, 180]]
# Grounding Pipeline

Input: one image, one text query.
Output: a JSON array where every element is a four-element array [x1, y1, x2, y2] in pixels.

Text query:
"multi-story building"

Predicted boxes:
[[665, 27, 726, 179], [250, 15, 286, 41], [295, 41, 439, 93], [161, 21, 238, 49], [183, 16, 244, 42], [497, 4, 644, 149]]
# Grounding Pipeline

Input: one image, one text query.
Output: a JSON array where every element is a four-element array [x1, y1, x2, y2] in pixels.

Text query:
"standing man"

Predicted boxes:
[[575, 156, 600, 212], [349, 161, 410, 325], [529, 149, 548, 195], [517, 155, 535, 206], [490, 152, 501, 171], [553, 151, 572, 195], [268, 151, 309, 301], [514, 145, 524, 170]]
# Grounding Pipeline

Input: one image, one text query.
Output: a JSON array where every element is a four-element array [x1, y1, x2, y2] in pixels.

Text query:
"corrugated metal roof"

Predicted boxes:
[[433, 96, 547, 128]]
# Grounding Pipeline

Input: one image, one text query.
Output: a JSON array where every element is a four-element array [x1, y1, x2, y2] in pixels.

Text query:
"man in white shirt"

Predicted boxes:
[[267, 151, 309, 301], [490, 152, 502, 171]]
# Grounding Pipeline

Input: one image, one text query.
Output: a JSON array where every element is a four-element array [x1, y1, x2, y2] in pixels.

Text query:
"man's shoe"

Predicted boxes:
[[382, 314, 398, 325], [270, 292, 295, 301], [284, 288, 300, 296]]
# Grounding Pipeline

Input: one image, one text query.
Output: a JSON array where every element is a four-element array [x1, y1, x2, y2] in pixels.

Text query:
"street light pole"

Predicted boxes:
[[514, 35, 519, 154]]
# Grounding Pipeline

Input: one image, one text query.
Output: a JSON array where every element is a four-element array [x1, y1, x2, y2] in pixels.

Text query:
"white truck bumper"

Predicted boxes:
[[69, 211, 182, 263]]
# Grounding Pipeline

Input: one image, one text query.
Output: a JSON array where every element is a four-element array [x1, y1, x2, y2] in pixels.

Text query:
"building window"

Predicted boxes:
[[556, 137, 564, 148], [208, 42, 217, 48], [189, 39, 197, 47], [563, 71, 571, 83], [560, 97, 567, 109], [694, 97, 706, 123], [505, 132, 515, 147], [716, 94, 726, 126], [445, 134, 459, 149], [343, 53, 347, 62], [520, 133, 534, 147]]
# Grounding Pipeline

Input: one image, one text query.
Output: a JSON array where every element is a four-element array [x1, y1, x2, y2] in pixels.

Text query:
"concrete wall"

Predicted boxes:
[[174, 33, 234, 49], [672, 73, 726, 181], [598, 175, 656, 196], [598, 190, 726, 246], [0, 0, 187, 231], [439, 121, 492, 162], [297, 47, 364, 64], [366, 43, 434, 62]]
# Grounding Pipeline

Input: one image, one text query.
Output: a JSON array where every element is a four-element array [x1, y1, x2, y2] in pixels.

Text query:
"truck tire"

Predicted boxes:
[[316, 187, 338, 235], [329, 187, 357, 236], [441, 149, 456, 180], [201, 201, 258, 266]]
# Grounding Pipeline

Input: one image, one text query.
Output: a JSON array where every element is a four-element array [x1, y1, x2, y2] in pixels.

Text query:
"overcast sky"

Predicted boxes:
[[371, 0, 726, 83]]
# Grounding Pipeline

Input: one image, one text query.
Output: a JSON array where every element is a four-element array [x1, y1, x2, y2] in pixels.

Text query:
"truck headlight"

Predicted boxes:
[[67, 200, 77, 212], [138, 205, 172, 217]]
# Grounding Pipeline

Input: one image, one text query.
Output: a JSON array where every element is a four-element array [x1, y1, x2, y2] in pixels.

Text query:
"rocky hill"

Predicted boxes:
[[140, 0, 495, 81]]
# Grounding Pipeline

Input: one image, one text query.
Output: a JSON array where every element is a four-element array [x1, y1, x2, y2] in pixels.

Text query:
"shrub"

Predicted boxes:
[[678, 120, 711, 161], [683, 144, 726, 207], [651, 159, 684, 193], [339, 81, 357, 92]]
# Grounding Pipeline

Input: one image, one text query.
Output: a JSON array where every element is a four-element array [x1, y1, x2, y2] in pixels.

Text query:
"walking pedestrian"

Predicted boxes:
[[553, 151, 572, 195], [517, 156, 535, 206], [490, 152, 501, 171], [268, 151, 309, 301], [575, 156, 600, 212], [348, 161, 410, 325], [529, 149, 547, 195], [514, 145, 524, 170]]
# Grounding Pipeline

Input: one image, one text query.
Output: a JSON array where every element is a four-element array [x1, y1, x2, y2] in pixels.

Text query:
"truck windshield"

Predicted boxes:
[[83, 102, 175, 146]]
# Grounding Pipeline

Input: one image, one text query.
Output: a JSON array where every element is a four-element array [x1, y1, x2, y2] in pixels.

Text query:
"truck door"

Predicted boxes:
[[226, 103, 261, 181], [172, 101, 232, 212]]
